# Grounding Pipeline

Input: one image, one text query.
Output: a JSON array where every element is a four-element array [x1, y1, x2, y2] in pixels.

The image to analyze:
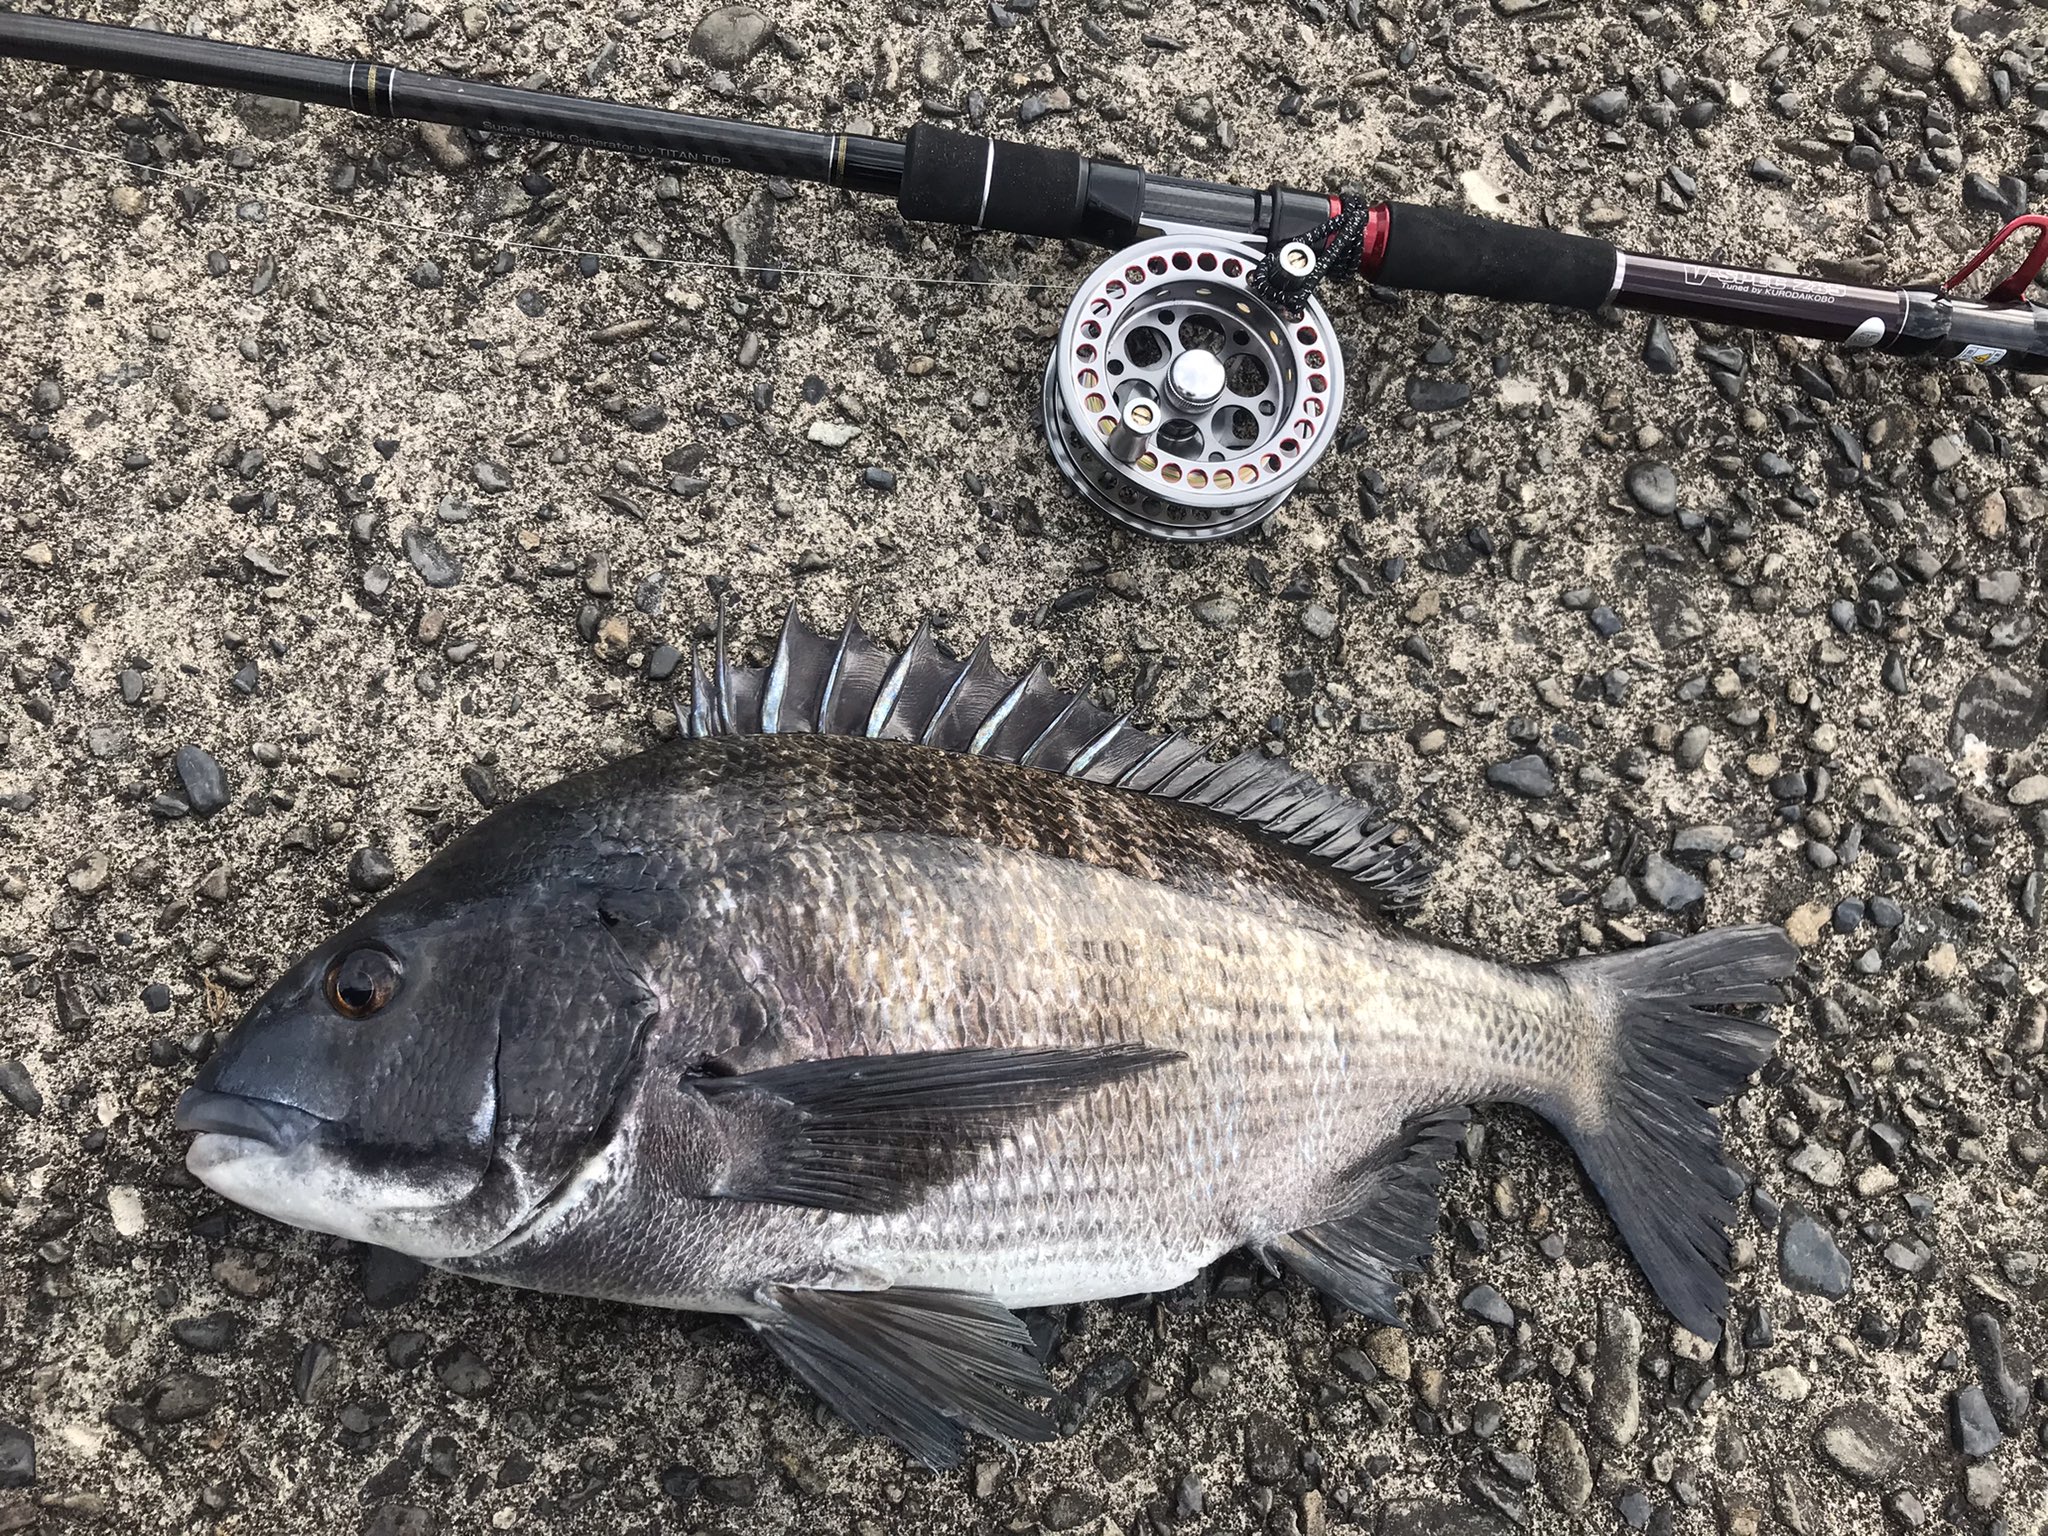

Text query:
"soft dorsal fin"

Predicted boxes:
[[676, 597, 1430, 911]]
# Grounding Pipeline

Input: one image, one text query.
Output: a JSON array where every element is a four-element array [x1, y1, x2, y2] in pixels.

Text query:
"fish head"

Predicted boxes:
[[177, 797, 664, 1260]]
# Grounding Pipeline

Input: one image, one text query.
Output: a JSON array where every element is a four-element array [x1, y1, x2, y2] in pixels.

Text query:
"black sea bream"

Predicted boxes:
[[177, 606, 1796, 1466]]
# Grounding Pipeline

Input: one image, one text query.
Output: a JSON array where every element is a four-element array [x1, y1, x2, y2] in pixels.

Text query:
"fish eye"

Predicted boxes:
[[325, 947, 403, 1020]]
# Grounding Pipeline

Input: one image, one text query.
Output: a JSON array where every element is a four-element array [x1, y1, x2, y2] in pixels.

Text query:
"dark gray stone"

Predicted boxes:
[[688, 5, 774, 69], [235, 94, 304, 139], [0, 1060, 41, 1118], [1873, 30, 1938, 81], [1949, 1385, 2003, 1457], [361, 1246, 428, 1309], [1590, 1300, 1642, 1447], [433, 1345, 495, 1398], [401, 527, 461, 588], [1406, 375, 1471, 412], [1815, 1402, 1905, 1483], [1624, 459, 1678, 516], [1460, 1283, 1515, 1327], [170, 1313, 242, 1356], [1638, 852, 1706, 912], [1486, 754, 1555, 798], [1641, 318, 1678, 374], [0, 1422, 31, 1488], [1778, 1208, 1852, 1299], [1583, 86, 1630, 123], [348, 848, 398, 894], [145, 1372, 221, 1423], [175, 745, 230, 816], [1538, 1416, 1591, 1512], [1950, 666, 2046, 751]]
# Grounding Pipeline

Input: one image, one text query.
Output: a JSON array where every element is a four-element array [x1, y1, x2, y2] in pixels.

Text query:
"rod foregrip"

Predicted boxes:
[[899, 124, 1143, 248], [1373, 203, 1620, 310]]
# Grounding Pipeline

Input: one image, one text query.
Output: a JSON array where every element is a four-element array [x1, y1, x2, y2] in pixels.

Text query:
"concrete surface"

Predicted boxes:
[[1, 0, 2044, 1532]]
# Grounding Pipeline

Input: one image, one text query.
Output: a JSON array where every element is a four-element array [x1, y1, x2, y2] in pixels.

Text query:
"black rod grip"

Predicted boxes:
[[899, 124, 1142, 247], [1375, 203, 1619, 310]]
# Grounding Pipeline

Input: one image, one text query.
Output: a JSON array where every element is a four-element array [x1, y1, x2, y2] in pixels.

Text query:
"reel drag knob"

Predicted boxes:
[[1164, 349, 1227, 411], [1040, 233, 1346, 542]]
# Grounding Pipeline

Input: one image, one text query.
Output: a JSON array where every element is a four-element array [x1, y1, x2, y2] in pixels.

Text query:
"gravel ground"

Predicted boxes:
[[3, 0, 2047, 1532]]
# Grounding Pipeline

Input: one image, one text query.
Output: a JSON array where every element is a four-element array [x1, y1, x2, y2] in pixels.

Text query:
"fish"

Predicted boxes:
[[175, 601, 1797, 1468]]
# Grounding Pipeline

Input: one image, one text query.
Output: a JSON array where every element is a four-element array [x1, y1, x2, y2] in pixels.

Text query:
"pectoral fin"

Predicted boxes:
[[691, 1044, 1182, 1215], [1255, 1106, 1469, 1324], [749, 1284, 1054, 1468]]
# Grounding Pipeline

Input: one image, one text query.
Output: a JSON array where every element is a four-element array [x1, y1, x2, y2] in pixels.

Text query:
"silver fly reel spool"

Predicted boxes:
[[1042, 233, 1346, 542]]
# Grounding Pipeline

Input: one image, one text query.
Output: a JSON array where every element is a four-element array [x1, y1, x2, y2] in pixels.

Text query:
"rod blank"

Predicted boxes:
[[0, 12, 905, 194]]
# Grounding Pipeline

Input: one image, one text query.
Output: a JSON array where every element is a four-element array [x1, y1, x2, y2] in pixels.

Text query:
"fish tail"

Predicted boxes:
[[1542, 924, 1797, 1341]]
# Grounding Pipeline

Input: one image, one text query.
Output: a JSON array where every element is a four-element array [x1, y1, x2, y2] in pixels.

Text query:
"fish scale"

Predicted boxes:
[[176, 609, 1796, 1468], [517, 774, 1594, 1311]]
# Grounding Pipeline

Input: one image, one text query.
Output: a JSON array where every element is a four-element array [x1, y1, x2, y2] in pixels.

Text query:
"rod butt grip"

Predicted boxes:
[[1374, 203, 1619, 310]]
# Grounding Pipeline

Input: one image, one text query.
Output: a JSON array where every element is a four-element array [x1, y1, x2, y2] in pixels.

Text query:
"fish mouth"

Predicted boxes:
[[174, 1088, 328, 1152]]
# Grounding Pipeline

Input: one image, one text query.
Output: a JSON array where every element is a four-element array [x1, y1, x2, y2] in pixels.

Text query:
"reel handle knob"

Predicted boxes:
[[1105, 399, 1159, 465]]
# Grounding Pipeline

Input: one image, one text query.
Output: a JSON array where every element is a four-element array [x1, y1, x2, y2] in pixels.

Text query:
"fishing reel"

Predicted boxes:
[[1041, 234, 1345, 543]]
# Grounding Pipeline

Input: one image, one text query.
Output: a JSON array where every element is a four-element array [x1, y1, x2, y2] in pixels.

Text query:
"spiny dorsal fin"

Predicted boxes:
[[680, 595, 1430, 910]]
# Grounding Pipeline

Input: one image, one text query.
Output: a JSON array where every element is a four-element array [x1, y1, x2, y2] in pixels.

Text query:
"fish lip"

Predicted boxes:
[[174, 1088, 328, 1151]]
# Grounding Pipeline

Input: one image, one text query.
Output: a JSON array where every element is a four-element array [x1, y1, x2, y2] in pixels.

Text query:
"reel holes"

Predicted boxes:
[[1158, 418, 1203, 457], [1178, 315, 1228, 354], [1197, 252, 1217, 271], [1218, 406, 1260, 446], [1224, 353, 1269, 397], [1124, 326, 1168, 368]]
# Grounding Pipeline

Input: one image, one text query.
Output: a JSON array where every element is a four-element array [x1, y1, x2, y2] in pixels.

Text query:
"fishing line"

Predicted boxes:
[[0, 119, 1049, 292]]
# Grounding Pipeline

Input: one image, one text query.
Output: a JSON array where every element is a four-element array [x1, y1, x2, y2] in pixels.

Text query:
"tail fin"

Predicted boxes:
[[1547, 924, 1797, 1341]]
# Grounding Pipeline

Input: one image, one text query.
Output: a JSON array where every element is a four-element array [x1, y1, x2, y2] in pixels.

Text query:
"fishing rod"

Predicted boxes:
[[6, 13, 2047, 541]]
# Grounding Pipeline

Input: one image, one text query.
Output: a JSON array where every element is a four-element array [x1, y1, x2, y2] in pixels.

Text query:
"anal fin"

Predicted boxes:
[[750, 1285, 1055, 1468], [1255, 1106, 1469, 1324]]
